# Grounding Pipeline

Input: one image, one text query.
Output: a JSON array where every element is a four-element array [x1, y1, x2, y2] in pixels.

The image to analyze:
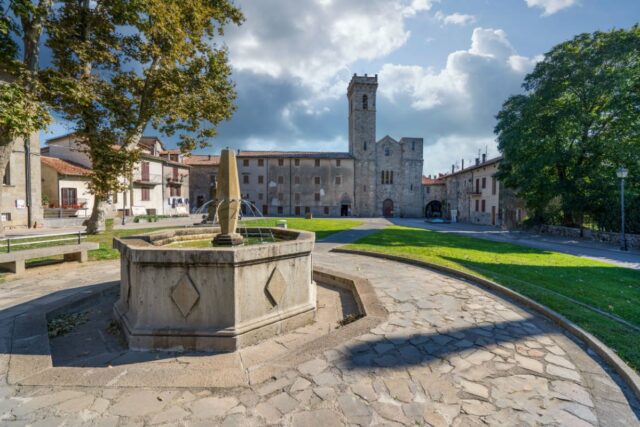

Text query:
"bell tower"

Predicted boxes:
[[348, 74, 377, 216]]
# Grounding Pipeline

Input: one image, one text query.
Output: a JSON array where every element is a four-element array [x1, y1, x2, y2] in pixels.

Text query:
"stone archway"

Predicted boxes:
[[382, 199, 394, 217], [425, 200, 442, 218]]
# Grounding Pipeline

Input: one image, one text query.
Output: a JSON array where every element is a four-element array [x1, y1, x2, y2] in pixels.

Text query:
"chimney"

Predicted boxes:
[[208, 155, 211, 160], [451, 164, 455, 173], [461, 159, 464, 169], [237, 148, 241, 155], [475, 158, 480, 166], [482, 153, 486, 163]]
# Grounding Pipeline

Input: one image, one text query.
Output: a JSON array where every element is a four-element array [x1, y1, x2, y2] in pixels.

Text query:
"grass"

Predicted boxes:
[[345, 225, 640, 371], [241, 217, 363, 240], [85, 227, 175, 260]]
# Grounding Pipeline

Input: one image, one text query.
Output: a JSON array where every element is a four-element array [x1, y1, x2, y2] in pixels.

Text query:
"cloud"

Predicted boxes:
[[378, 28, 541, 174], [225, 0, 433, 96], [424, 135, 498, 176], [525, 0, 577, 16], [435, 11, 476, 26]]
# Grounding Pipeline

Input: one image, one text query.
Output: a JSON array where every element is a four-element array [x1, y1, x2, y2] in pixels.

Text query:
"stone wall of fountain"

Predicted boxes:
[[113, 149, 316, 352]]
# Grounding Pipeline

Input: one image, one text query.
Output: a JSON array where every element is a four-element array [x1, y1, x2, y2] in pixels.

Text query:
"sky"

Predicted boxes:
[[42, 0, 640, 177]]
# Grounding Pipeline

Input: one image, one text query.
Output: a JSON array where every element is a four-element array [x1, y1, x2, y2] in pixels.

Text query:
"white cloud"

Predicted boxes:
[[525, 0, 577, 16], [435, 11, 476, 26], [378, 27, 542, 174], [225, 0, 433, 96], [424, 135, 498, 176]]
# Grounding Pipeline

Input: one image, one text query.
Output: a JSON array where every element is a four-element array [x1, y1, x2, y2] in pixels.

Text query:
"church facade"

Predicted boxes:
[[187, 74, 425, 218]]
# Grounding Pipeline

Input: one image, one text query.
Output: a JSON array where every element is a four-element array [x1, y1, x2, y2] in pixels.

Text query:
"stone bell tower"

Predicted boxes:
[[348, 74, 377, 217]]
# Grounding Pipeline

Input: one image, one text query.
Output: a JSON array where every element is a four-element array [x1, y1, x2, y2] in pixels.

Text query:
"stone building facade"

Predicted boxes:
[[1, 132, 43, 229], [187, 74, 425, 218], [422, 176, 446, 218]]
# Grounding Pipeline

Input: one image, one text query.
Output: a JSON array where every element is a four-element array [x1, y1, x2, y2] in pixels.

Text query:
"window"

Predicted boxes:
[[61, 188, 78, 207], [262, 205, 268, 215], [481, 177, 486, 189], [475, 199, 479, 212], [295, 206, 301, 215], [141, 188, 150, 201], [481, 200, 486, 212], [258, 175, 264, 184], [243, 175, 249, 184], [2, 161, 9, 185], [314, 193, 320, 201], [294, 159, 300, 166], [384, 147, 390, 156], [492, 177, 497, 195], [294, 193, 300, 203], [141, 161, 150, 181], [277, 206, 283, 214], [362, 94, 368, 110], [258, 159, 264, 166], [170, 186, 181, 197], [277, 175, 284, 184], [278, 159, 284, 166], [410, 184, 413, 191], [258, 193, 263, 200], [314, 176, 320, 185], [294, 175, 300, 185], [426, 187, 430, 194], [336, 159, 341, 167], [324, 206, 329, 215], [305, 206, 311, 214], [335, 176, 341, 185], [243, 159, 249, 167], [314, 159, 320, 167], [363, 141, 367, 151], [411, 141, 415, 151], [172, 167, 178, 179], [278, 192, 284, 201], [475, 179, 480, 193], [381, 170, 394, 185], [210, 174, 216, 184]]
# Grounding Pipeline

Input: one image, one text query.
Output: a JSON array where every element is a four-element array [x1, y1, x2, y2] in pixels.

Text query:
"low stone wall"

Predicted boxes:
[[42, 217, 87, 228], [539, 224, 640, 249]]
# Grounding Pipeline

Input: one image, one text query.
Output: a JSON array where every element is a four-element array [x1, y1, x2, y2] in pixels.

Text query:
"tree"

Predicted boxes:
[[45, 0, 243, 233], [0, 1, 52, 232], [495, 26, 640, 231]]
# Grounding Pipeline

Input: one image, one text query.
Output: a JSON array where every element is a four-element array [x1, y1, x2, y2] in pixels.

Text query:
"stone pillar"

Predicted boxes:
[[213, 149, 244, 246]]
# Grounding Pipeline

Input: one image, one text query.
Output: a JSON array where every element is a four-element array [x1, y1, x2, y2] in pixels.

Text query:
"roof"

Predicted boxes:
[[422, 176, 445, 186], [184, 155, 220, 166], [41, 156, 91, 177], [442, 156, 503, 179], [160, 149, 181, 155], [138, 136, 165, 151], [237, 150, 353, 159]]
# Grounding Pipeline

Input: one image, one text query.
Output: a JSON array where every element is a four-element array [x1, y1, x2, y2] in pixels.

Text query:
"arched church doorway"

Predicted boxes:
[[382, 199, 394, 217], [425, 200, 442, 218]]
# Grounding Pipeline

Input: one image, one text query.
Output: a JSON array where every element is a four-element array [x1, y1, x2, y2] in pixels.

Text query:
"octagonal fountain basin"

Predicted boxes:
[[113, 227, 316, 352]]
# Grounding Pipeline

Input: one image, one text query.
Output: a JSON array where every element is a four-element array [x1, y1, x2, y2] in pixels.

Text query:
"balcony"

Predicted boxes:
[[133, 173, 162, 186], [166, 175, 186, 186], [468, 189, 482, 197]]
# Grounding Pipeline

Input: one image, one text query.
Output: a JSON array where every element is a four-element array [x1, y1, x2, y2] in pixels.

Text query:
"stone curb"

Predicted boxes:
[[331, 247, 640, 403]]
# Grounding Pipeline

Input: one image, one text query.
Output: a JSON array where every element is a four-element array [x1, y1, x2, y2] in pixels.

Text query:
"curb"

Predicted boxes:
[[331, 247, 640, 402]]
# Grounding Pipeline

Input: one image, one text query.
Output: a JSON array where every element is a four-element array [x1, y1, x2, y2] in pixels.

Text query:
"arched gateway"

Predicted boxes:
[[382, 199, 394, 217]]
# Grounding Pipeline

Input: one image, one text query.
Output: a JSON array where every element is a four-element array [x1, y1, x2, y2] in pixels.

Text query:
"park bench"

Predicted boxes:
[[0, 232, 99, 275]]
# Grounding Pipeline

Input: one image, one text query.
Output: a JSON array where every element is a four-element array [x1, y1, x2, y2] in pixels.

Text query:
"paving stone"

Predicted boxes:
[[190, 396, 238, 419], [545, 353, 577, 370], [547, 364, 581, 381], [351, 382, 378, 402], [551, 381, 594, 408], [290, 408, 343, 427], [384, 378, 413, 403], [254, 402, 281, 424], [298, 358, 328, 376], [337, 394, 372, 425], [256, 377, 290, 396], [109, 390, 168, 417], [514, 354, 544, 374], [313, 386, 336, 401], [313, 372, 340, 386], [459, 380, 489, 399], [290, 377, 311, 392], [149, 405, 189, 425], [13, 391, 86, 417], [268, 392, 298, 415], [461, 399, 496, 416]]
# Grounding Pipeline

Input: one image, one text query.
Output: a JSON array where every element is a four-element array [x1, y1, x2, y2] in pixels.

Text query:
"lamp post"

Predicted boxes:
[[616, 166, 628, 251]]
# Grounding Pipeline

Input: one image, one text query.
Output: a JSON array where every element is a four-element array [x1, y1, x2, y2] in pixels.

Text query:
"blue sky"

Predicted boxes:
[[42, 0, 640, 176]]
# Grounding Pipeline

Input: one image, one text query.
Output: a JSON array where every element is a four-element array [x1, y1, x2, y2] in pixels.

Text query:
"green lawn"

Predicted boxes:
[[345, 225, 640, 371], [85, 226, 175, 260], [241, 217, 363, 240]]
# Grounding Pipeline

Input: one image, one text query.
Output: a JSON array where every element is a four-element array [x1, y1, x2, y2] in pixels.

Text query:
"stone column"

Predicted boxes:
[[213, 149, 244, 246]]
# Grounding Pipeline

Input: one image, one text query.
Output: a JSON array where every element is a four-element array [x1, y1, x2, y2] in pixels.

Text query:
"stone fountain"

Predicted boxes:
[[113, 149, 316, 352]]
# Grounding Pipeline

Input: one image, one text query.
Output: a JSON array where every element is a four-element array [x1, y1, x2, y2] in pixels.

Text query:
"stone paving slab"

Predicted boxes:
[[0, 241, 638, 425]]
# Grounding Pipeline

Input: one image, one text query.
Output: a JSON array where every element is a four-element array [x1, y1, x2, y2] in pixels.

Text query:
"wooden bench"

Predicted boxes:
[[0, 242, 99, 274]]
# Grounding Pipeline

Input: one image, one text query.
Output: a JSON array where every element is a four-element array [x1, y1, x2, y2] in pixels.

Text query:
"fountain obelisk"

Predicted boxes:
[[213, 148, 244, 246]]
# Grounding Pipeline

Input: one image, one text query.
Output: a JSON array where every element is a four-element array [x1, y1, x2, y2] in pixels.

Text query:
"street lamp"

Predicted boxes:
[[616, 166, 628, 251]]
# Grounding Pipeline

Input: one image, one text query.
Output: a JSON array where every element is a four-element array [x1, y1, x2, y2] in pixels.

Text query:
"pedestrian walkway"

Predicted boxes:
[[393, 218, 640, 270], [0, 221, 638, 425]]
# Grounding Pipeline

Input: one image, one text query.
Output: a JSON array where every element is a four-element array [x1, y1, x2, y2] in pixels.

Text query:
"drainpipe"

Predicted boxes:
[[289, 158, 292, 216], [24, 136, 32, 228]]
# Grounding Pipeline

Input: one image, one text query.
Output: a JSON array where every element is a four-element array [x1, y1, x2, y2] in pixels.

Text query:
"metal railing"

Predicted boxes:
[[133, 172, 162, 184], [0, 231, 85, 253], [44, 208, 90, 218]]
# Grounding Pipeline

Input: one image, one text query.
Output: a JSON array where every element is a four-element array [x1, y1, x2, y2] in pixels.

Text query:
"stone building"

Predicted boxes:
[[1, 132, 43, 229], [42, 134, 190, 217], [41, 156, 93, 216], [187, 75, 425, 218], [422, 175, 446, 218]]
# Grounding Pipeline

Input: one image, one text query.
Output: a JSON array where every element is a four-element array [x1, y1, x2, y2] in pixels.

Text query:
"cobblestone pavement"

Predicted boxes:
[[0, 230, 639, 425]]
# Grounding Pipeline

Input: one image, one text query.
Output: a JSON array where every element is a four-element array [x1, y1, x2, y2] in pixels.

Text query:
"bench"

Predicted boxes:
[[0, 242, 99, 274]]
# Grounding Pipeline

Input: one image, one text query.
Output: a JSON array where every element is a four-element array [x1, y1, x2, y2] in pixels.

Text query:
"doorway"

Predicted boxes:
[[340, 204, 350, 216], [382, 199, 394, 217]]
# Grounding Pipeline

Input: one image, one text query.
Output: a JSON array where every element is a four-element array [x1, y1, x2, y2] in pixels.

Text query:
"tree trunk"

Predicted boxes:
[[84, 198, 106, 234], [0, 132, 14, 235]]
